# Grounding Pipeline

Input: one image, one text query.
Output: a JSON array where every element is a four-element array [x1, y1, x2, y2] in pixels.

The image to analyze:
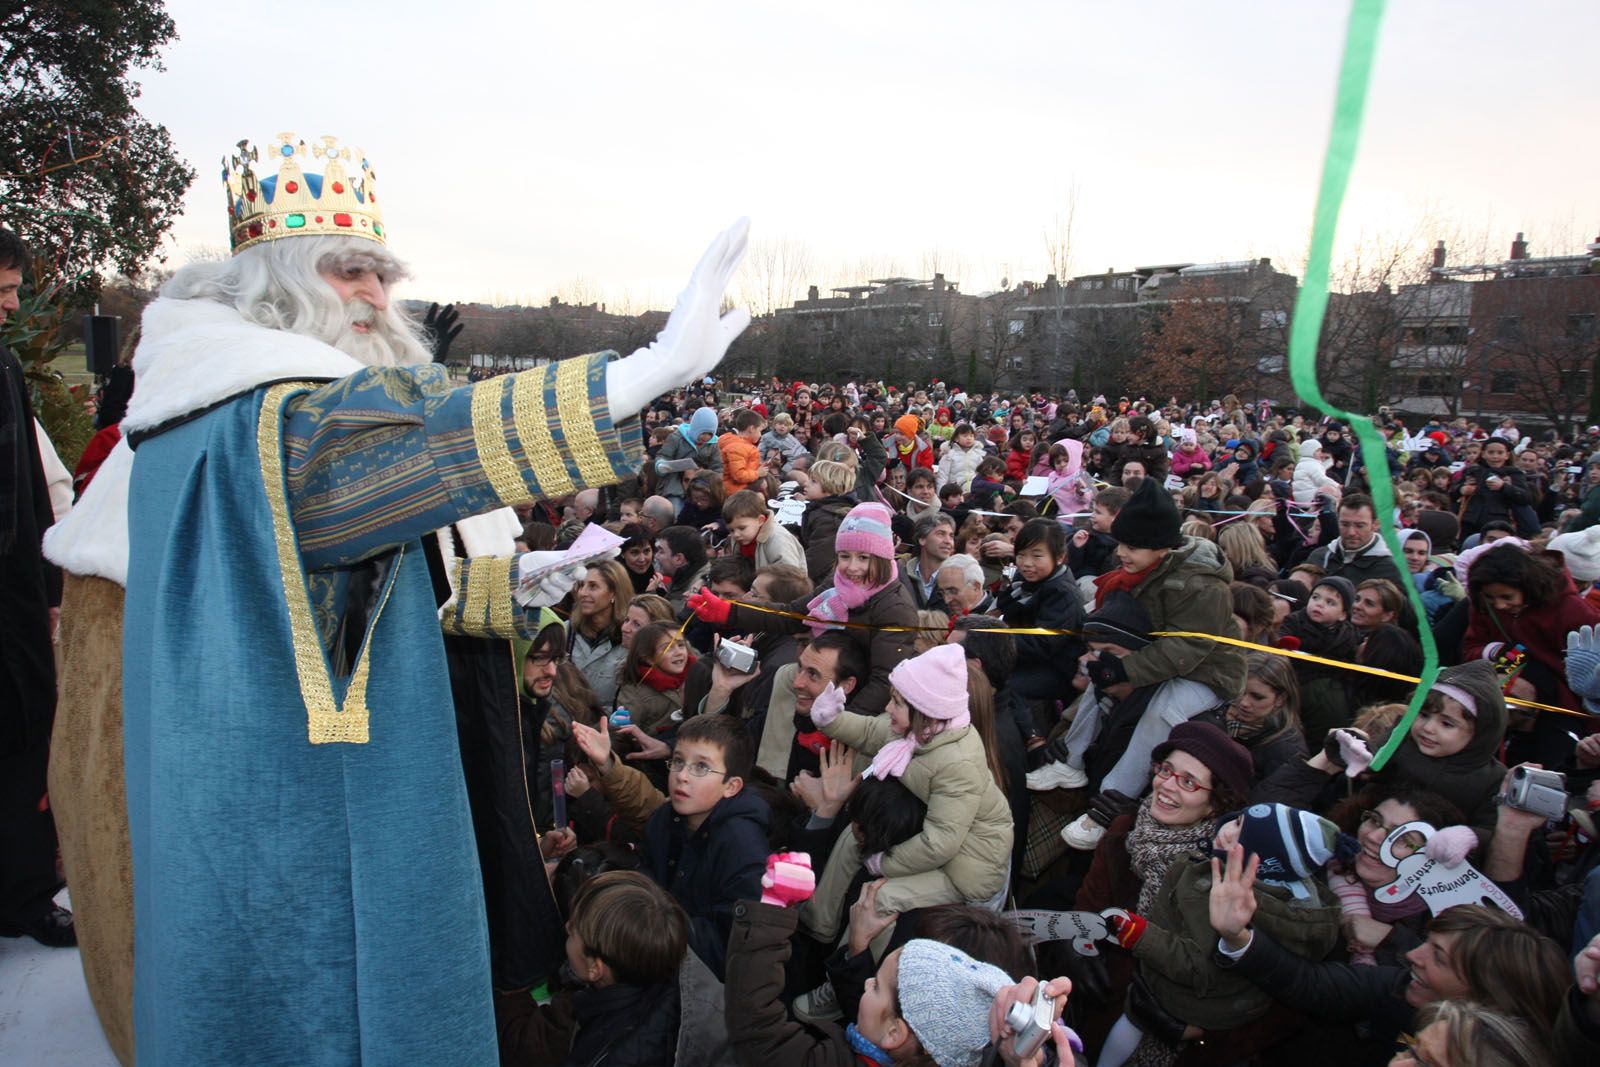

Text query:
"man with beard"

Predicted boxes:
[[42, 133, 748, 1065]]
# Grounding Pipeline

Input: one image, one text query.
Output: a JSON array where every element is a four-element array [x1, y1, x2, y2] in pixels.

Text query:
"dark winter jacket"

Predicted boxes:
[[724, 901, 855, 1067], [726, 579, 917, 715], [641, 785, 769, 980], [799, 495, 856, 584], [1068, 529, 1119, 578], [1458, 461, 1530, 533], [1213, 927, 1415, 1060], [1307, 535, 1406, 589], [1241, 725, 1309, 799], [493, 977, 681, 1067], [997, 563, 1086, 700], [1462, 558, 1600, 710], [1119, 536, 1247, 701]]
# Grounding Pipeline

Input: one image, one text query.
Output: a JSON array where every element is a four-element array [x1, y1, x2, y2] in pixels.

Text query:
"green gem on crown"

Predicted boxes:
[[285, 213, 306, 229]]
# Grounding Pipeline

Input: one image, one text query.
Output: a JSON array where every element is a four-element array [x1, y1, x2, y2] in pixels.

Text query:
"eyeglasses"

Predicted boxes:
[[668, 756, 728, 779], [1151, 760, 1211, 793], [527, 652, 568, 669], [1359, 810, 1427, 855]]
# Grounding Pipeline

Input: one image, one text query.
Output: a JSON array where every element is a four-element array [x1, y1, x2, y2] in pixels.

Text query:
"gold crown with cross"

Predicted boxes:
[[223, 133, 386, 254]]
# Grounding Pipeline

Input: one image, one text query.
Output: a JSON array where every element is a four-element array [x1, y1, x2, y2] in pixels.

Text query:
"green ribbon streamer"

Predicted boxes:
[[1287, 0, 1435, 773]]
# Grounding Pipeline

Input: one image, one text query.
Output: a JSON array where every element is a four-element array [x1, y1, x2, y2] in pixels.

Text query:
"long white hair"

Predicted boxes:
[[161, 235, 433, 367]]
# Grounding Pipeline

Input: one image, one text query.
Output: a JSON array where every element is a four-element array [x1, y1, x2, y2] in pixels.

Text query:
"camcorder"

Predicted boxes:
[[715, 638, 760, 675], [1500, 765, 1568, 821]]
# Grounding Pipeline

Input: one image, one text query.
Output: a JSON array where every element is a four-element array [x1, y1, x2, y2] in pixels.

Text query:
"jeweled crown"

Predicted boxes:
[[223, 133, 385, 254]]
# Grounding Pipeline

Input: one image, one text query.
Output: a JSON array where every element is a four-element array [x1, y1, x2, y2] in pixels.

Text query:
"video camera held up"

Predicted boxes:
[[1501, 765, 1567, 821]]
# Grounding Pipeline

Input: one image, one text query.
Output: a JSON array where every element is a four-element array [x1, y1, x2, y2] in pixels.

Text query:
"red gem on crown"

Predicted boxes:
[[332, 181, 345, 194], [285, 180, 299, 194], [333, 213, 352, 227]]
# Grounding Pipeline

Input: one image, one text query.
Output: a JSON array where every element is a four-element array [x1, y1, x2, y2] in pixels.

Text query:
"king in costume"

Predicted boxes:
[[43, 133, 749, 1065]]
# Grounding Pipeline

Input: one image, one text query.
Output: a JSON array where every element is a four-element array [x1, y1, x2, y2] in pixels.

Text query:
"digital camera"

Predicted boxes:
[[715, 638, 760, 674], [1004, 983, 1054, 1059], [1501, 765, 1567, 821]]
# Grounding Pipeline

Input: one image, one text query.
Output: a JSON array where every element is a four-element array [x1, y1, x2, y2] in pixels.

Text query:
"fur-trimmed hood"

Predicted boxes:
[[45, 297, 517, 586]]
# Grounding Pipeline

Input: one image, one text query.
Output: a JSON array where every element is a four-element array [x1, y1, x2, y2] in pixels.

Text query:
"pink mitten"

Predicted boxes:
[[809, 682, 848, 728], [760, 852, 816, 907], [1424, 825, 1478, 868], [864, 851, 884, 876], [1330, 729, 1374, 778]]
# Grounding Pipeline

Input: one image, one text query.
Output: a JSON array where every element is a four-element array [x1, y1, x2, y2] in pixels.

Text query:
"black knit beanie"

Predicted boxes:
[[1110, 476, 1183, 550]]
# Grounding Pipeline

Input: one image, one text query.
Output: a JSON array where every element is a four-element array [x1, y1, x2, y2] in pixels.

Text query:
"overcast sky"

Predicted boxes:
[[139, 0, 1598, 310]]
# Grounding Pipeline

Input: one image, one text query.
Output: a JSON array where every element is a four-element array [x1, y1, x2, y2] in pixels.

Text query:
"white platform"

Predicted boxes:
[[0, 891, 120, 1066]]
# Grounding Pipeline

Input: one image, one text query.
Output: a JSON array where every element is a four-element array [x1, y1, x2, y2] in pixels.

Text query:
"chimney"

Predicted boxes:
[[1510, 232, 1528, 261], [933, 272, 945, 293], [1431, 241, 1446, 270], [1258, 257, 1271, 269], [807, 284, 819, 302]]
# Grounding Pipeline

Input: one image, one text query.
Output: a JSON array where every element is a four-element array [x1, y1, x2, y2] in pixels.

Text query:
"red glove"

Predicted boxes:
[[760, 852, 815, 907], [1101, 907, 1147, 950], [687, 588, 731, 624]]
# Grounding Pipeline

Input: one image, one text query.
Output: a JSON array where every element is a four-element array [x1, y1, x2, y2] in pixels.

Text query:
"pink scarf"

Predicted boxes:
[[803, 561, 898, 636], [867, 716, 971, 780]]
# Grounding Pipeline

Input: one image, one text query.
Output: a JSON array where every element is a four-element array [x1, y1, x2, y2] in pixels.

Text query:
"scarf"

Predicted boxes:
[[844, 1024, 894, 1066], [639, 656, 695, 692], [1225, 715, 1272, 742], [1005, 563, 1068, 612], [1093, 560, 1157, 609], [804, 560, 898, 636], [1126, 798, 1213, 914], [867, 717, 970, 781], [1368, 879, 1430, 923]]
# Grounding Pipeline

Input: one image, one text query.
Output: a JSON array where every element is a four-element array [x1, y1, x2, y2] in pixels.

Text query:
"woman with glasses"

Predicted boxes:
[[1073, 722, 1340, 1066], [1323, 785, 1469, 968]]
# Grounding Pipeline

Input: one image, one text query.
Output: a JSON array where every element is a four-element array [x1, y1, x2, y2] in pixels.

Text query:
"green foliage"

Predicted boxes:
[[1, 0, 196, 284]]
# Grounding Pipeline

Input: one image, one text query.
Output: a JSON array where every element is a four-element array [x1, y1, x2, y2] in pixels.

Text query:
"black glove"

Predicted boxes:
[[1084, 650, 1129, 690], [1086, 789, 1139, 828], [423, 302, 463, 363]]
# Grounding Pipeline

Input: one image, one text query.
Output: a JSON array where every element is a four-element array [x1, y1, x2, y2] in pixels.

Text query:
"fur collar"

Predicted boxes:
[[47, 298, 518, 585], [123, 297, 363, 434]]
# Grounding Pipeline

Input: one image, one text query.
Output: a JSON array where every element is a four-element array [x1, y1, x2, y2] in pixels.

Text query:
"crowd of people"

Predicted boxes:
[[10, 187, 1600, 1067], [488, 375, 1600, 1066]]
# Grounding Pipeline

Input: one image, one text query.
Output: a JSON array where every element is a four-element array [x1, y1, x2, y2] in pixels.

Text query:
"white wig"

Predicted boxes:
[[161, 235, 433, 367]]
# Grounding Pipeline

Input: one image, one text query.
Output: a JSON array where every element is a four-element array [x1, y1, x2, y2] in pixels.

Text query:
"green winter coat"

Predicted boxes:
[[1121, 536, 1247, 701], [1133, 853, 1342, 1031]]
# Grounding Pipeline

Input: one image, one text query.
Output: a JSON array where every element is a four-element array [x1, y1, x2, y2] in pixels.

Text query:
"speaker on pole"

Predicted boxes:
[[83, 315, 120, 376]]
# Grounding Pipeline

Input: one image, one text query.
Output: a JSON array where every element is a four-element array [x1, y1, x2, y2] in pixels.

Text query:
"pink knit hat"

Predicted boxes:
[[835, 502, 895, 559], [888, 644, 970, 720]]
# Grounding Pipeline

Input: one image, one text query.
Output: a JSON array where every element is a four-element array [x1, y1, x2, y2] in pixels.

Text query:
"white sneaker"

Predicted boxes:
[[792, 978, 842, 1024], [1061, 813, 1106, 851], [1025, 761, 1088, 792]]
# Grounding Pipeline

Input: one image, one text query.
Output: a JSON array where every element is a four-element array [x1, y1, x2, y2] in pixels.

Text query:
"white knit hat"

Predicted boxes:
[[1548, 526, 1600, 583], [897, 939, 1015, 1067]]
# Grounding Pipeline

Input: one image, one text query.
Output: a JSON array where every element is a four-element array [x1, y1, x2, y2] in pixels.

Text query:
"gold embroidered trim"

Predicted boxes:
[[257, 382, 389, 745], [485, 557, 517, 637], [462, 555, 494, 636], [513, 366, 575, 498], [471, 377, 526, 506], [556, 356, 615, 489]]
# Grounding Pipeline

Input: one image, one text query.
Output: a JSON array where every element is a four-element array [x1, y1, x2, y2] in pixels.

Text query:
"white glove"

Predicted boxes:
[[605, 219, 752, 416], [1566, 624, 1600, 713]]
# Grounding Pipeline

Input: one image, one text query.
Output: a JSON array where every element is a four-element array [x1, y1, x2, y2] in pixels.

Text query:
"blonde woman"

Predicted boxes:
[[568, 559, 633, 709]]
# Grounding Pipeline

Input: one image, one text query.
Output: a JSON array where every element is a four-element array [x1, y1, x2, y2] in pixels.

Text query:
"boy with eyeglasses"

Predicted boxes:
[[570, 713, 768, 979]]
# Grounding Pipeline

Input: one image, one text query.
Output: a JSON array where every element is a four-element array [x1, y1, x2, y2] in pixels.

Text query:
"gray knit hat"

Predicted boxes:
[[897, 939, 1015, 1067]]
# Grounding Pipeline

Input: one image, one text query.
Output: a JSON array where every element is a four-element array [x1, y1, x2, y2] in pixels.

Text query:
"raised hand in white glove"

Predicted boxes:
[[605, 219, 752, 416], [809, 681, 848, 728]]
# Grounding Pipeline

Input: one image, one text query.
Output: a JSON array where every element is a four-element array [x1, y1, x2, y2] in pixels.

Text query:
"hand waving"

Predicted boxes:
[[607, 220, 752, 414], [1208, 843, 1259, 951], [423, 302, 463, 363], [571, 716, 614, 771]]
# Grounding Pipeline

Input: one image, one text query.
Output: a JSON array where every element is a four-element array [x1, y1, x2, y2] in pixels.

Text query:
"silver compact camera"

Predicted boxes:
[[1004, 984, 1054, 1059], [1501, 765, 1568, 821], [715, 638, 760, 675]]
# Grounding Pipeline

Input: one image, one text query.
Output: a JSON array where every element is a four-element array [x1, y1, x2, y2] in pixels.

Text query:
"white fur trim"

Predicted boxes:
[[43, 437, 134, 584], [122, 298, 362, 434]]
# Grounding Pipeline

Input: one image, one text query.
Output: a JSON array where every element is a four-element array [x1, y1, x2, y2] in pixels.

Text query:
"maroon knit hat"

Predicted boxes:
[[1151, 721, 1252, 800]]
